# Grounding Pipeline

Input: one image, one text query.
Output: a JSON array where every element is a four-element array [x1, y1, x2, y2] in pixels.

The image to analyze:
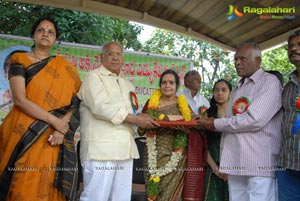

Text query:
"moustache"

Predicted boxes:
[[289, 52, 300, 57]]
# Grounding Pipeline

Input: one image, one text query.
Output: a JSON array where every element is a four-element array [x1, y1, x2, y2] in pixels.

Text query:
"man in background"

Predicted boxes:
[[277, 29, 300, 201], [178, 70, 210, 115]]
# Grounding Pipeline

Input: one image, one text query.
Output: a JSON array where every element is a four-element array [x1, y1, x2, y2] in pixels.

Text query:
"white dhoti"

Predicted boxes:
[[80, 159, 133, 201], [228, 175, 277, 201]]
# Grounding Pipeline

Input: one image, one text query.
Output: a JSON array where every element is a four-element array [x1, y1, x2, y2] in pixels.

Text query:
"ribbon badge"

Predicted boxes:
[[130, 91, 138, 115], [232, 97, 250, 115], [199, 106, 208, 115], [292, 96, 300, 135]]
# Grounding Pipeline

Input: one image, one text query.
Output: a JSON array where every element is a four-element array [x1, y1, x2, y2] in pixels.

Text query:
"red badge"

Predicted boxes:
[[294, 96, 300, 112], [199, 106, 208, 115], [232, 97, 250, 115], [130, 91, 138, 110]]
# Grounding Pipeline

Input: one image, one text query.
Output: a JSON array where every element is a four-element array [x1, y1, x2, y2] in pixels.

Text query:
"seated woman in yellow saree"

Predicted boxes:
[[0, 17, 81, 201]]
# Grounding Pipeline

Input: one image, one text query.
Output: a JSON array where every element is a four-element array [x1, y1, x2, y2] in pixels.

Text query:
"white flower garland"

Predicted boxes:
[[145, 89, 190, 180], [147, 135, 183, 177]]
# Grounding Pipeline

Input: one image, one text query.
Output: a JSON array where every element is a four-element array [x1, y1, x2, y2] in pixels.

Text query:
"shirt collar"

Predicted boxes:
[[238, 68, 263, 87], [184, 88, 199, 97], [287, 69, 298, 85], [99, 66, 125, 78]]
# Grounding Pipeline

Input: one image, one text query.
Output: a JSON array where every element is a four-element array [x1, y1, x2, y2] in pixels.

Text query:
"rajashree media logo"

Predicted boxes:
[[227, 4, 296, 21]]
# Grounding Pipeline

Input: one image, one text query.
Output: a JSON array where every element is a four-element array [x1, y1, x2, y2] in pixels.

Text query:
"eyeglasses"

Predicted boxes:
[[35, 28, 56, 37], [103, 51, 123, 58]]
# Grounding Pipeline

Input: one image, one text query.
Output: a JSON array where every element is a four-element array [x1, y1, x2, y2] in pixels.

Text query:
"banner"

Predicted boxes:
[[0, 34, 192, 122]]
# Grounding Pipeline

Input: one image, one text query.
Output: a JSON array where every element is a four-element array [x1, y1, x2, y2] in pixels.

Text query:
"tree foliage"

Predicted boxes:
[[0, 0, 295, 97], [143, 29, 237, 98], [143, 29, 295, 97], [0, 0, 143, 50], [262, 45, 294, 84]]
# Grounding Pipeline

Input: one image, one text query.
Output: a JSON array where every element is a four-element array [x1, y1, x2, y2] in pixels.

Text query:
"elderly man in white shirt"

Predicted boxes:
[[78, 41, 159, 201], [178, 70, 210, 115]]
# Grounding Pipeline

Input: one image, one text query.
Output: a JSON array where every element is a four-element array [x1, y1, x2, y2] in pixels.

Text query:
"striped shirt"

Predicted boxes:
[[278, 70, 300, 170], [214, 68, 282, 177]]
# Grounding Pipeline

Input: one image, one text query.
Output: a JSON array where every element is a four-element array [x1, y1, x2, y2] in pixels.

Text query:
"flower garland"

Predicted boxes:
[[146, 89, 191, 121], [145, 89, 191, 200]]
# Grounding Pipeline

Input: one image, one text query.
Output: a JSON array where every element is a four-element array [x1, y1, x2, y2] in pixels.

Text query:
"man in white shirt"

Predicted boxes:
[[78, 41, 159, 201], [178, 70, 210, 115]]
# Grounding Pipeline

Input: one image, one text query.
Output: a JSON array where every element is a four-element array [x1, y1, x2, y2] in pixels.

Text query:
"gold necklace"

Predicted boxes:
[[32, 51, 42, 62], [33, 50, 49, 62]]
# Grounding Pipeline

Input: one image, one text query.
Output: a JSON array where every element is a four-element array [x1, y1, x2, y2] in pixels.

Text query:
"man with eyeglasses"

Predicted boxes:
[[77, 41, 159, 201], [277, 29, 300, 201]]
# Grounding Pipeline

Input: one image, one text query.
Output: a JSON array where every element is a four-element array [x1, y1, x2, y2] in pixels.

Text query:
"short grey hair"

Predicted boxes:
[[184, 70, 200, 81], [101, 41, 123, 53], [237, 41, 262, 60]]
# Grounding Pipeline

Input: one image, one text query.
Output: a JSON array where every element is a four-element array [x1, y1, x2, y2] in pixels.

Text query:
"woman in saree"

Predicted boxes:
[[203, 79, 232, 201], [0, 17, 81, 201], [138, 69, 206, 201]]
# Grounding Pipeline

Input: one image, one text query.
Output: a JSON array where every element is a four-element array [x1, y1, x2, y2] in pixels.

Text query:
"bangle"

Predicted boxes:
[[58, 130, 66, 135]]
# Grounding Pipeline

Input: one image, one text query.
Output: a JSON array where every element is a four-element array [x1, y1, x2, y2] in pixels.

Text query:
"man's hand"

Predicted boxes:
[[125, 113, 160, 129], [135, 113, 160, 128], [194, 116, 216, 130]]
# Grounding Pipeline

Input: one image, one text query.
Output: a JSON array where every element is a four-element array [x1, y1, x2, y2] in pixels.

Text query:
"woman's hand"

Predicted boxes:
[[48, 130, 64, 146], [48, 114, 70, 134], [212, 166, 228, 181], [10, 76, 71, 134], [218, 173, 228, 181], [192, 115, 203, 121], [174, 125, 190, 134]]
